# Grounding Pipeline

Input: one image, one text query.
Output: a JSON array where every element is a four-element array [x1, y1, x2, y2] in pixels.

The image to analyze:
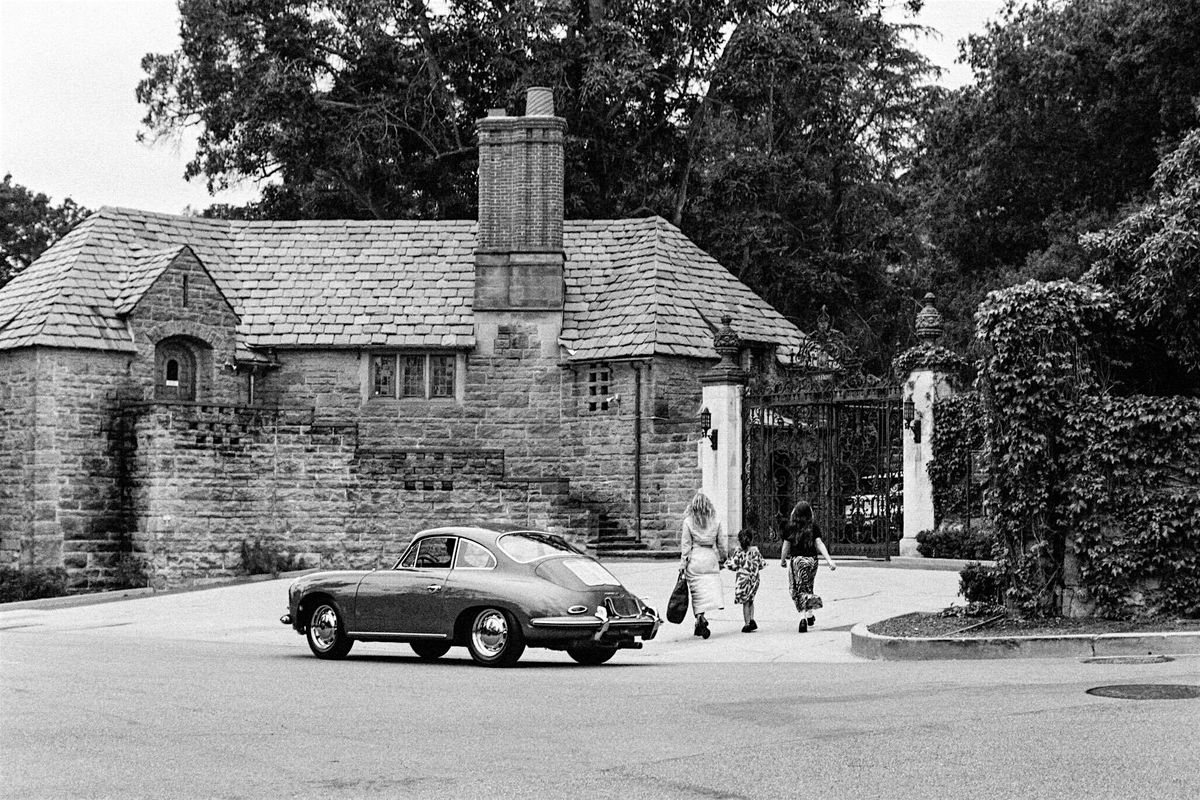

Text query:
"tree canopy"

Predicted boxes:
[[907, 0, 1200, 350], [0, 175, 91, 287]]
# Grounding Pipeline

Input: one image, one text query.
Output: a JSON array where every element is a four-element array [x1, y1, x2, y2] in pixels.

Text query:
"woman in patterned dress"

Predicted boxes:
[[679, 491, 728, 639], [780, 501, 837, 632]]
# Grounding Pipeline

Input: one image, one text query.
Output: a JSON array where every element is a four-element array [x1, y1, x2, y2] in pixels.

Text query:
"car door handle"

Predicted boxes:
[[426, 584, 442, 593]]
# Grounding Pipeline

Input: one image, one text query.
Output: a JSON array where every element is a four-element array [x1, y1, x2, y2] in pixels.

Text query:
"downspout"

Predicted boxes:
[[633, 362, 643, 542]]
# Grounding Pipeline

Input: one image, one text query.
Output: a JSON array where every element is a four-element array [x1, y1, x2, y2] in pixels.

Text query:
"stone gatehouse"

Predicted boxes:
[[0, 88, 801, 589]]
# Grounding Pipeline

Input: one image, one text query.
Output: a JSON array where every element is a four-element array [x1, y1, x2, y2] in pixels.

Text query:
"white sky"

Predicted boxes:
[[0, 0, 1007, 215]]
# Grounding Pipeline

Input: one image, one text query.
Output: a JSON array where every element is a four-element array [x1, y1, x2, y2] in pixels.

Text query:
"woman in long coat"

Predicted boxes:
[[680, 491, 728, 639]]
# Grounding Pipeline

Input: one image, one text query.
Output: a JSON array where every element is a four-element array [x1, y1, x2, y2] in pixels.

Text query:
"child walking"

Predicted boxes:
[[725, 529, 766, 632]]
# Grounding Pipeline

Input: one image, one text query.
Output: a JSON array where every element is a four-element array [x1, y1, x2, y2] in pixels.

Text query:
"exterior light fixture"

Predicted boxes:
[[903, 396, 922, 443], [698, 408, 718, 451]]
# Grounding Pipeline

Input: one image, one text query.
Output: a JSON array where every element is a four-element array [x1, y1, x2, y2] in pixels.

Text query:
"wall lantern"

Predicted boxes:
[[903, 396, 922, 443], [698, 408, 718, 451]]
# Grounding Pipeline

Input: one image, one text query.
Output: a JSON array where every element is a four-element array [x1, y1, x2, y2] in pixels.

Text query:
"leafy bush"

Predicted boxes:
[[959, 562, 1002, 604], [0, 565, 69, 603], [927, 392, 985, 524], [240, 539, 299, 576], [916, 522, 993, 560], [110, 553, 149, 589]]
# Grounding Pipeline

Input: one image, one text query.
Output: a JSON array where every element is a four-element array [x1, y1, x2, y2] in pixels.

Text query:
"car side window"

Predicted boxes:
[[454, 540, 497, 570], [415, 536, 456, 569], [397, 543, 419, 568]]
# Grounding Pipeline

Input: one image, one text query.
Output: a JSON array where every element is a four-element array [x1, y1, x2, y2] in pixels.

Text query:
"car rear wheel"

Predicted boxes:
[[566, 645, 618, 666], [466, 608, 524, 667], [306, 601, 353, 660], [410, 641, 451, 660]]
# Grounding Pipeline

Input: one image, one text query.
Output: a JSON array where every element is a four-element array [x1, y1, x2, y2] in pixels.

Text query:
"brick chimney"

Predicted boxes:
[[474, 86, 565, 310]]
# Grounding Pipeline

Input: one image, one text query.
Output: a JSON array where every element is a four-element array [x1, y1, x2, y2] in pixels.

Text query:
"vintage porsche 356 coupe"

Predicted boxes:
[[281, 525, 661, 666]]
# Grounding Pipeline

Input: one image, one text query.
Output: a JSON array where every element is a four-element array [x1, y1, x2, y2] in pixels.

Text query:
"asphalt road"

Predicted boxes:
[[2, 565, 1199, 799]]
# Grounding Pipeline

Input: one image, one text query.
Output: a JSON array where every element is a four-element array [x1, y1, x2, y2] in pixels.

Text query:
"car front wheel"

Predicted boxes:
[[306, 601, 353, 660], [566, 645, 618, 665], [410, 641, 451, 660], [466, 608, 524, 667]]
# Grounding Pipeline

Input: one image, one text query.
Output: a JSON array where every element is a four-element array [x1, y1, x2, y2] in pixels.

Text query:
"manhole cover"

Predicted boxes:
[[1086, 684, 1200, 700], [1082, 655, 1173, 665]]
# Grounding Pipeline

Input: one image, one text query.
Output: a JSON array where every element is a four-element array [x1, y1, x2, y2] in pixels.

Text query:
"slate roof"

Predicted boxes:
[[0, 207, 801, 361]]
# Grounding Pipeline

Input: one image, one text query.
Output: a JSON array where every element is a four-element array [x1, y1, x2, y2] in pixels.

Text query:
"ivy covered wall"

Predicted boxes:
[[976, 279, 1200, 618]]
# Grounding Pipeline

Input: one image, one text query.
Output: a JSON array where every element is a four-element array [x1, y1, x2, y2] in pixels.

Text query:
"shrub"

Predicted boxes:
[[916, 522, 993, 560], [110, 553, 149, 589], [240, 539, 298, 576], [959, 562, 1002, 604], [0, 565, 69, 603]]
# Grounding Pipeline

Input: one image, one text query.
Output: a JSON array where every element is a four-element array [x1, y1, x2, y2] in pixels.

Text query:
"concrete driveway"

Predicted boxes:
[[0, 559, 961, 663]]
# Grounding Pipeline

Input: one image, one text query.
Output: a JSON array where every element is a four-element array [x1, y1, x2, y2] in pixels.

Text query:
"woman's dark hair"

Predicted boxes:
[[737, 529, 754, 549], [789, 501, 813, 525]]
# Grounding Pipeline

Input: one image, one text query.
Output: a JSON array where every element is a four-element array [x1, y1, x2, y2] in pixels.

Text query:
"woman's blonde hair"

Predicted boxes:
[[686, 491, 716, 529]]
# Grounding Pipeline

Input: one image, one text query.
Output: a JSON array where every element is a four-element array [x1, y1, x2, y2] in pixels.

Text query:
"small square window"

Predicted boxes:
[[587, 363, 612, 412]]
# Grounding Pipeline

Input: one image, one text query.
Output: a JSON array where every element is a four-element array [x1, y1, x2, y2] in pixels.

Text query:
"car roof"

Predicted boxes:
[[413, 524, 548, 546]]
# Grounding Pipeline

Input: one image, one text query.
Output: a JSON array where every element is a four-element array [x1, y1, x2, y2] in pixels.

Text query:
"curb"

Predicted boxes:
[[850, 622, 1200, 660], [0, 569, 318, 613]]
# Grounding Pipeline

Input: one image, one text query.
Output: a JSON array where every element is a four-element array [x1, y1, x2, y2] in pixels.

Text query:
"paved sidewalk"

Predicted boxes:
[[0, 559, 960, 664]]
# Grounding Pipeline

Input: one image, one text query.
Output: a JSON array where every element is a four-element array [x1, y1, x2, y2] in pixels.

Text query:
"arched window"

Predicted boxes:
[[156, 339, 197, 400]]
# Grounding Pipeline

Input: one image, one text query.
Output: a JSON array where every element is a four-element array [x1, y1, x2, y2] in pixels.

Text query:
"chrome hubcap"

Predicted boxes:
[[471, 610, 508, 658], [310, 605, 338, 651]]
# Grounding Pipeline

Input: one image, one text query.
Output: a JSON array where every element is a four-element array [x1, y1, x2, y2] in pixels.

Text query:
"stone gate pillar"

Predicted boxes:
[[699, 317, 746, 541], [898, 295, 965, 555]]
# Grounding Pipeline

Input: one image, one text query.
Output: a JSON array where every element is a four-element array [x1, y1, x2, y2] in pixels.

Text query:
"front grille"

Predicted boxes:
[[605, 596, 640, 618]]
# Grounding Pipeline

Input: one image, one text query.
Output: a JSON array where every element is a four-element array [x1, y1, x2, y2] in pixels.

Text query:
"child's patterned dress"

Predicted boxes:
[[725, 545, 765, 604]]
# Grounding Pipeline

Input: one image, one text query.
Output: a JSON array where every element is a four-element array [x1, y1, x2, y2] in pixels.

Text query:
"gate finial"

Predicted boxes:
[[915, 293, 944, 344], [703, 316, 746, 385]]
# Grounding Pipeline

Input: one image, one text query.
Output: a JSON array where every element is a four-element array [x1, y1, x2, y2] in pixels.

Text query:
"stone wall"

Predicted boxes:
[[0, 348, 138, 586], [122, 403, 592, 586], [0, 350, 38, 568]]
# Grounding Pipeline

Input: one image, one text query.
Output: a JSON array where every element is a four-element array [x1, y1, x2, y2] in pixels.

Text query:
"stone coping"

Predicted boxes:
[[0, 569, 319, 613], [851, 622, 1200, 660]]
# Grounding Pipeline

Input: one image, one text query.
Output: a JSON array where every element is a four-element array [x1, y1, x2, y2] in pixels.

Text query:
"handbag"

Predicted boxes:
[[666, 569, 689, 624]]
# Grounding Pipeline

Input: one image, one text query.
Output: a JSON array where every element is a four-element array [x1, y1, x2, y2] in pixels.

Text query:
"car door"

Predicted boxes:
[[440, 538, 501, 623], [352, 536, 456, 637]]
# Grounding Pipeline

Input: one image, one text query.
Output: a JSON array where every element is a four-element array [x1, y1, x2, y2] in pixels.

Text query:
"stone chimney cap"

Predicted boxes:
[[486, 108, 507, 117], [525, 86, 554, 116]]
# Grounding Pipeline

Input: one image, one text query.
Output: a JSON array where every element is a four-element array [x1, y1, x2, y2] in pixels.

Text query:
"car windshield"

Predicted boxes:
[[497, 532, 582, 563]]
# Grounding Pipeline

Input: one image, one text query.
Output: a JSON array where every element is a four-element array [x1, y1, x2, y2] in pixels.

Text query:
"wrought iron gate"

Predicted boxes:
[[742, 310, 902, 558]]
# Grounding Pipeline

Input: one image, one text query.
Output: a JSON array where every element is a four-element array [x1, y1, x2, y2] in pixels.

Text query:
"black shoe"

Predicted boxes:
[[807, 615, 816, 627], [749, 620, 758, 631], [698, 618, 711, 639], [693, 620, 704, 637], [741, 624, 753, 633], [798, 619, 808, 633]]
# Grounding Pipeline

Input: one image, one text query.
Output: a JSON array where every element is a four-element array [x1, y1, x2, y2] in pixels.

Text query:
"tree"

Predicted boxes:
[[0, 175, 91, 286], [907, 0, 1200, 350], [683, 1, 937, 364], [1084, 125, 1200, 391]]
